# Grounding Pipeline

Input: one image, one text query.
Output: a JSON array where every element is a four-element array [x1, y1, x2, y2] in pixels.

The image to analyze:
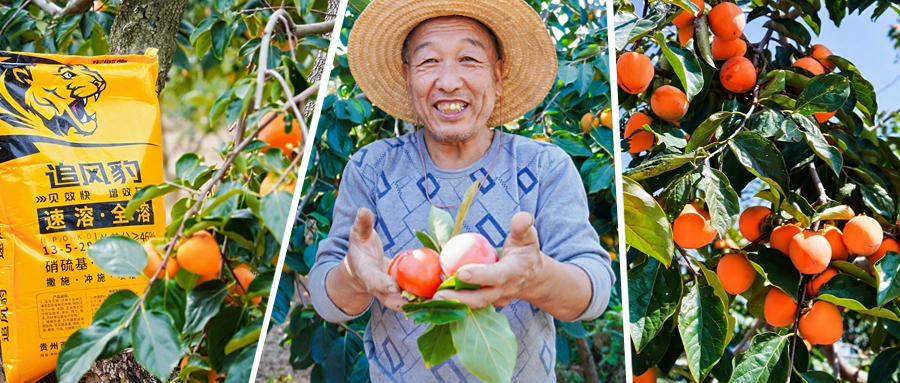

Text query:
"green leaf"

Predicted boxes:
[[830, 260, 877, 287], [450, 306, 517, 383], [225, 345, 257, 383], [210, 20, 231, 60], [87, 235, 147, 277], [225, 317, 263, 355], [437, 274, 480, 291], [653, 31, 704, 100], [694, 16, 715, 68], [418, 324, 458, 368], [686, 112, 736, 152], [429, 205, 454, 250], [402, 299, 470, 325], [811, 204, 855, 222], [800, 369, 837, 382], [661, 171, 700, 222], [550, 131, 593, 157], [869, 347, 900, 383], [756, 190, 812, 228], [730, 333, 790, 383], [416, 231, 439, 252], [588, 161, 615, 194], [632, 318, 675, 375], [728, 131, 790, 198], [144, 279, 187, 331], [792, 114, 843, 175], [184, 280, 228, 334], [795, 74, 851, 116], [130, 308, 182, 380], [56, 323, 123, 383], [819, 274, 900, 321], [261, 191, 293, 244], [763, 19, 811, 46], [875, 252, 900, 307], [622, 152, 696, 181], [622, 177, 674, 266], [747, 249, 802, 302], [679, 284, 728, 382], [453, 180, 481, 237], [629, 257, 682, 352], [696, 261, 736, 346], [124, 185, 177, 218], [702, 168, 740, 237]]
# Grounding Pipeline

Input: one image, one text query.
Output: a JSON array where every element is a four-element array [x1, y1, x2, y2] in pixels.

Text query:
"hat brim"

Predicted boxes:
[[347, 0, 557, 127]]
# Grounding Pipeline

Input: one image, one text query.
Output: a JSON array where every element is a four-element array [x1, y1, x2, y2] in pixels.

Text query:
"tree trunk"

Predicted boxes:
[[108, 0, 189, 93], [304, 0, 339, 117]]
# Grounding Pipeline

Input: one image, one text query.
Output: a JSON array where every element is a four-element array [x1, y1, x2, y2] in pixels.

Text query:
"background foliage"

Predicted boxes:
[[272, 0, 625, 382], [1, 0, 331, 381], [618, 0, 900, 381]]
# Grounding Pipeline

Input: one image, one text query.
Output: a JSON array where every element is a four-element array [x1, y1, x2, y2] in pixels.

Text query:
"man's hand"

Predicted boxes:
[[326, 207, 407, 314], [432, 211, 546, 308], [431, 211, 593, 321]]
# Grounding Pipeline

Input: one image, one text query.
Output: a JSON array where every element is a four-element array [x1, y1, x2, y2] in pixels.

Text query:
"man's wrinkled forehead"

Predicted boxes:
[[402, 16, 501, 63]]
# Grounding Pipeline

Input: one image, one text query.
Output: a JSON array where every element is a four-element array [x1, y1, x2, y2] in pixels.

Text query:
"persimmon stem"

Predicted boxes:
[[788, 275, 810, 375], [676, 246, 702, 278]]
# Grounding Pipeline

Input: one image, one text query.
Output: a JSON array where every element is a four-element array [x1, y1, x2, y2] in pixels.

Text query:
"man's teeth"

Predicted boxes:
[[437, 102, 467, 113]]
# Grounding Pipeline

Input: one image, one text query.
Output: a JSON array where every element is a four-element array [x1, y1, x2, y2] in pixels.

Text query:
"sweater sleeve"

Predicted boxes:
[[534, 150, 616, 322], [308, 159, 376, 323]]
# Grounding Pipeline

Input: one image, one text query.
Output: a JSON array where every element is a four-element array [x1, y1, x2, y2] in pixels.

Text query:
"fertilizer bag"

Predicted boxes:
[[0, 49, 166, 382]]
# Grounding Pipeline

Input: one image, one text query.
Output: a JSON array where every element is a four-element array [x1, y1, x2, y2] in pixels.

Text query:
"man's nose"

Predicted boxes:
[[435, 63, 464, 93]]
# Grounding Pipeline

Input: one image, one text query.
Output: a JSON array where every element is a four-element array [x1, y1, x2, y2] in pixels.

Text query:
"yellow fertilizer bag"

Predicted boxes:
[[0, 50, 166, 382]]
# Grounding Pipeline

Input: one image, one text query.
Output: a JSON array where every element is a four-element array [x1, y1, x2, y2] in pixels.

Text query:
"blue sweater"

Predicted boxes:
[[309, 129, 615, 382]]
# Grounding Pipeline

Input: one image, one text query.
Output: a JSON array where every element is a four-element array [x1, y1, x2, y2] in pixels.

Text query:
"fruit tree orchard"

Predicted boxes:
[[271, 0, 624, 381], [0, 0, 334, 381], [617, 0, 900, 381]]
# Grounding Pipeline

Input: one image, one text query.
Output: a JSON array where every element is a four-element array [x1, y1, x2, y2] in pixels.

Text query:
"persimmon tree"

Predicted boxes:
[[271, 0, 625, 381], [618, 0, 900, 381], [0, 1, 333, 381]]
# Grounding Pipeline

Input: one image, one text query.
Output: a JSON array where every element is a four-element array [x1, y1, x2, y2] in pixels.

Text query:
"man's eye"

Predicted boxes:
[[61, 72, 74, 79], [462, 57, 477, 62]]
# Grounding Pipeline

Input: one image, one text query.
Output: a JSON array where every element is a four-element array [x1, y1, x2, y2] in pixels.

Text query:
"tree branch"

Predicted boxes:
[[788, 275, 810, 375], [294, 20, 336, 37], [575, 337, 599, 383], [808, 162, 829, 207], [31, 0, 93, 17]]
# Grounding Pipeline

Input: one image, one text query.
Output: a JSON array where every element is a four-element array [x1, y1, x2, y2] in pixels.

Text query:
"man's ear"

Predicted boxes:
[[11, 67, 32, 85], [493, 59, 504, 97]]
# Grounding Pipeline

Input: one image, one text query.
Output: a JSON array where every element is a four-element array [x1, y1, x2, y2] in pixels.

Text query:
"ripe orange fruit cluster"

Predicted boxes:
[[259, 111, 303, 153], [617, 52, 655, 95], [231, 264, 261, 305], [177, 230, 223, 280], [799, 301, 843, 345], [719, 56, 756, 94], [624, 112, 656, 153], [717, 253, 756, 294], [673, 203, 717, 249], [650, 85, 689, 122], [633, 367, 657, 383], [708, 3, 745, 41], [738, 206, 771, 242], [143, 239, 179, 279]]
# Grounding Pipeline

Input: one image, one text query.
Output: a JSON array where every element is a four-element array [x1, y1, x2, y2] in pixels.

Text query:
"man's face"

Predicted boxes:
[[402, 16, 503, 142]]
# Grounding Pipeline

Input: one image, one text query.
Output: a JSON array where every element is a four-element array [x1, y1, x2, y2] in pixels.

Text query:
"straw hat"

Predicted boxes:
[[347, 0, 557, 127]]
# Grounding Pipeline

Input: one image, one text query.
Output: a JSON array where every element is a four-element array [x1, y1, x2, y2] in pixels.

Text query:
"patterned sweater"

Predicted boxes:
[[309, 129, 615, 382]]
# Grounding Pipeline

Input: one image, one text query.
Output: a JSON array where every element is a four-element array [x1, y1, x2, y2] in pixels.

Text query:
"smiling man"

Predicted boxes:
[[308, 0, 615, 381]]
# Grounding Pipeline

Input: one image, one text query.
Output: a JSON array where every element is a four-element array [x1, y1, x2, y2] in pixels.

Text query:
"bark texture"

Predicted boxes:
[[108, 0, 189, 93], [304, 0, 339, 117]]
